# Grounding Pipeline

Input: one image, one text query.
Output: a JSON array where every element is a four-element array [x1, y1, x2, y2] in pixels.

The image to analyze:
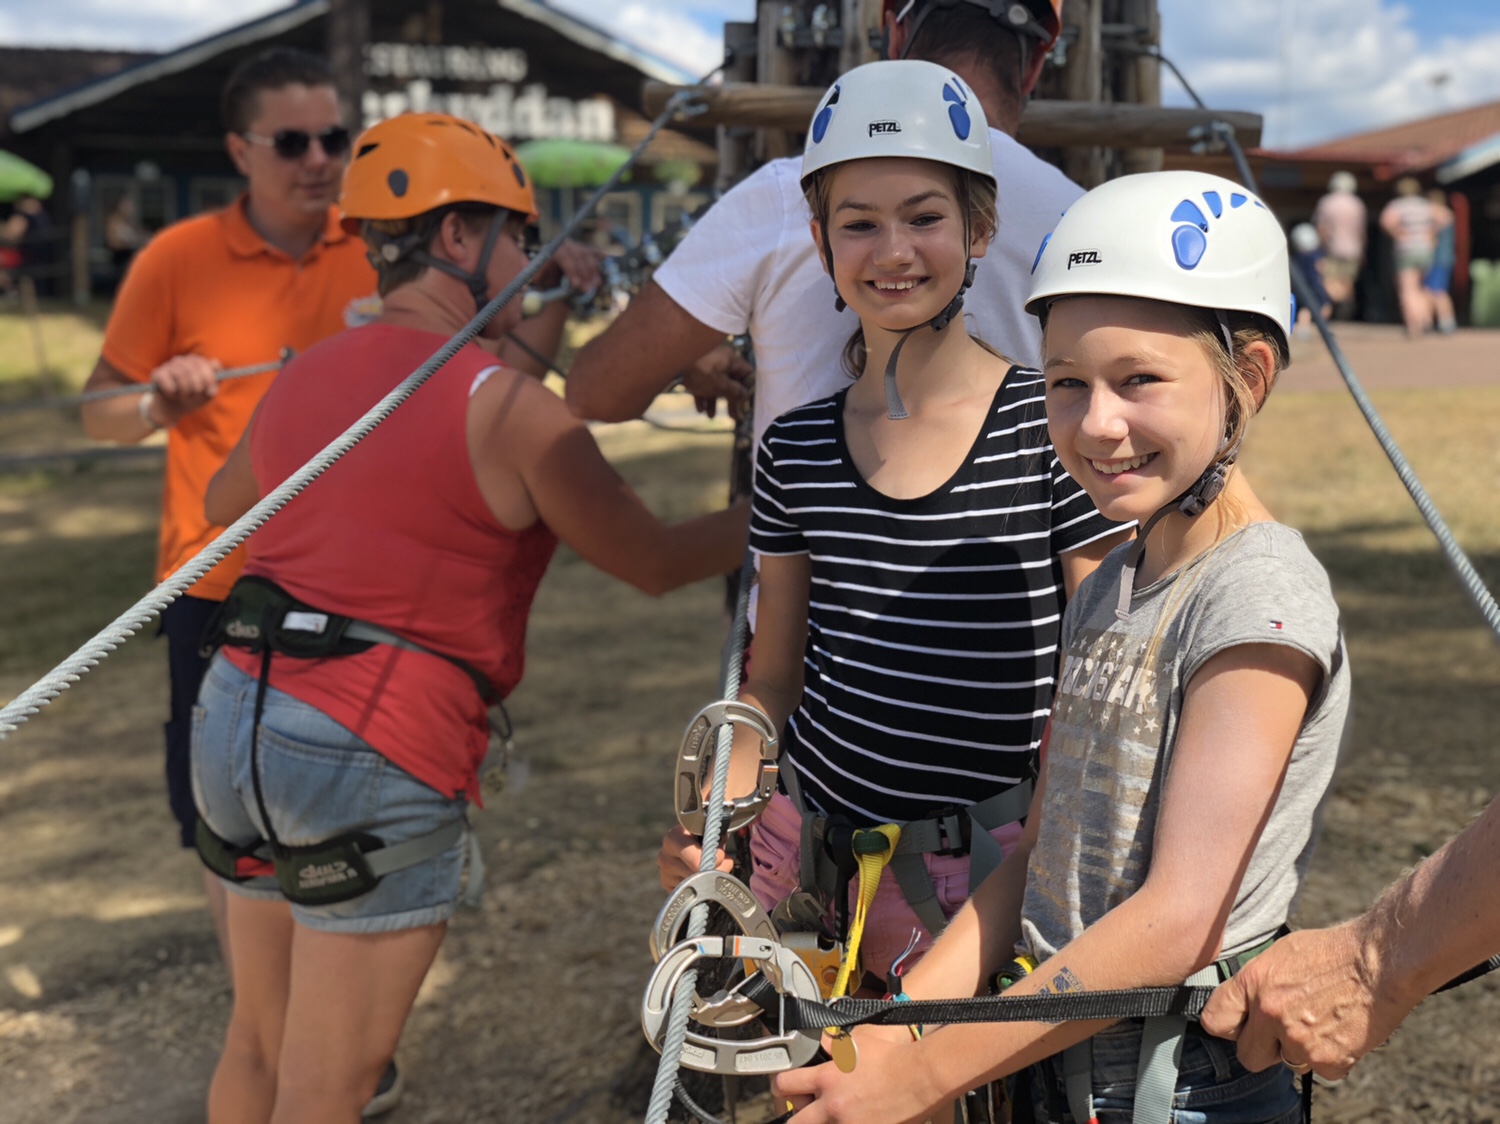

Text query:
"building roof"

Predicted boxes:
[[9, 0, 693, 137], [1268, 99, 1500, 179], [0, 48, 158, 135]]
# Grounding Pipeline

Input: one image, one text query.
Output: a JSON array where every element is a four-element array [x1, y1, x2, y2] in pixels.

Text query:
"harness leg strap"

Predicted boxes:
[[1062, 1040, 1095, 1124], [1131, 965, 1218, 1124], [889, 851, 950, 939]]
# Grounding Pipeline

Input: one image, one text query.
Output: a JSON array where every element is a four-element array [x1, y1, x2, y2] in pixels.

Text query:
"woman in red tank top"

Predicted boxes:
[[195, 113, 748, 1123]]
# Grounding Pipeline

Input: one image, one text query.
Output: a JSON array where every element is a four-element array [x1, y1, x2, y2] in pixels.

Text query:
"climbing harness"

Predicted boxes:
[[0, 349, 291, 416], [780, 755, 1033, 947], [194, 575, 491, 906], [0, 82, 710, 741]]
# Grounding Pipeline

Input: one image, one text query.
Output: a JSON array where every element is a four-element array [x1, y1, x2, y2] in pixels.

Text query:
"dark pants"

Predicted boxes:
[[160, 595, 221, 848]]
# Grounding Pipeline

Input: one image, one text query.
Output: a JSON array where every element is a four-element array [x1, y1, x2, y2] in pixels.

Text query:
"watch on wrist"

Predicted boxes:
[[139, 390, 163, 431]]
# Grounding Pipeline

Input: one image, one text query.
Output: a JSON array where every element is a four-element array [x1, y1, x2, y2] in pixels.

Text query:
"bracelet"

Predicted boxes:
[[885, 991, 923, 1041], [139, 390, 162, 431]]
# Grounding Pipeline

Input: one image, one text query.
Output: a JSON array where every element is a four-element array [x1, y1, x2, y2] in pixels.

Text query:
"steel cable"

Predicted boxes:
[[0, 88, 706, 739], [0, 355, 286, 415], [646, 548, 755, 1124], [1211, 123, 1500, 643]]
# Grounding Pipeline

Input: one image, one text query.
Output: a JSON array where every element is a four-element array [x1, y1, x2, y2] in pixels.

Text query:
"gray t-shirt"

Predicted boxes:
[[1021, 522, 1349, 963]]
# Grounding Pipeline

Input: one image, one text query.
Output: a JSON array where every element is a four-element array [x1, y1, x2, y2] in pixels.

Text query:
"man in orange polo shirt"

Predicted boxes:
[[81, 47, 378, 968]]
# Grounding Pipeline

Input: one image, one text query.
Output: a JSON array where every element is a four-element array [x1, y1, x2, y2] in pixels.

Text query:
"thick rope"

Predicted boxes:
[[648, 548, 755, 1124], [1211, 123, 1500, 644], [0, 90, 704, 740], [0, 357, 286, 414]]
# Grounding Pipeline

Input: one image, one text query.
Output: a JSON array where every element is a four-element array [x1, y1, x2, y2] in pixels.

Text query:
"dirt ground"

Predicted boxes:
[[1, 318, 1498, 1123]]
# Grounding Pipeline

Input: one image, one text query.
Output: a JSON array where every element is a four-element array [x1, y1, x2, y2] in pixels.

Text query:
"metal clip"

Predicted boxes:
[[650, 870, 779, 961], [675, 700, 779, 837], [642, 935, 822, 1075]]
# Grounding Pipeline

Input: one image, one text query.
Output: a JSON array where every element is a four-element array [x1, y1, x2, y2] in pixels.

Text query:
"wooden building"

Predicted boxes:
[[1, 0, 719, 298]]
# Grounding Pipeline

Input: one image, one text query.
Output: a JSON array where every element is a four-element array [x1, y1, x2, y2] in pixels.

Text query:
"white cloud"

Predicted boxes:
[[0, 0, 286, 50], [547, 0, 737, 77], [1160, 0, 1500, 148]]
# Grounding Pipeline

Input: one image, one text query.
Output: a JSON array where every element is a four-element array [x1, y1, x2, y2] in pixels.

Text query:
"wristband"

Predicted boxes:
[[139, 391, 162, 431], [884, 991, 923, 1040]]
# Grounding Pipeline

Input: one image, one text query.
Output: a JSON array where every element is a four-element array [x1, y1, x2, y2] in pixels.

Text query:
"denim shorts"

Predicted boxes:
[[1025, 1021, 1302, 1124], [191, 655, 469, 934]]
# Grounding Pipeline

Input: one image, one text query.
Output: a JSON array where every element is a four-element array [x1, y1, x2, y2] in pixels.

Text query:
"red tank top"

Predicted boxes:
[[223, 323, 557, 799]]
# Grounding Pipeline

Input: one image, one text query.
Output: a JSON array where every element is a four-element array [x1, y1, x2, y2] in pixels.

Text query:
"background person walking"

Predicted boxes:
[[1380, 177, 1439, 337], [1312, 170, 1366, 318]]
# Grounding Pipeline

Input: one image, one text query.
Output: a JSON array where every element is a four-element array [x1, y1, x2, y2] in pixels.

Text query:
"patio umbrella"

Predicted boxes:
[[514, 139, 633, 189], [0, 151, 53, 202]]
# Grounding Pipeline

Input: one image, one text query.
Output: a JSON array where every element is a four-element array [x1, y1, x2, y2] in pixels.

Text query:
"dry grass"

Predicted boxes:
[[0, 338, 1496, 1121]]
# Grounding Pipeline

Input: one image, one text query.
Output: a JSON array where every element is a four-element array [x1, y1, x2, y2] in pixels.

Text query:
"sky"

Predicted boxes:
[[2, 0, 1499, 149]]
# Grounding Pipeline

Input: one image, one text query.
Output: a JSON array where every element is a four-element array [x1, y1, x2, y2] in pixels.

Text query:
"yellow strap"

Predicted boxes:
[[829, 823, 902, 1001]]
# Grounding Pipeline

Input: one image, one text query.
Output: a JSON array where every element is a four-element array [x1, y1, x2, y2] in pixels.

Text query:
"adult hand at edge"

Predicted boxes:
[[1200, 921, 1408, 1081], [680, 343, 752, 421], [148, 354, 221, 427]]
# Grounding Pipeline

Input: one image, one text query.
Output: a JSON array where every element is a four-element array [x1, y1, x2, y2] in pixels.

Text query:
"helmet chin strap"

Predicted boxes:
[[406, 209, 510, 313], [1114, 439, 1240, 622]]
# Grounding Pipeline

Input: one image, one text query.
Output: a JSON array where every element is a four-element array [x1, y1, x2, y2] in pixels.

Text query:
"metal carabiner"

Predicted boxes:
[[649, 870, 779, 961], [675, 700, 779, 837], [650, 870, 785, 1028], [641, 935, 822, 1076]]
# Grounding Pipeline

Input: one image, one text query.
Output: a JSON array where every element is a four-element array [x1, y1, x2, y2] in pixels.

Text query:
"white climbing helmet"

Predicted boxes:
[[799, 59, 994, 190], [1025, 170, 1293, 357]]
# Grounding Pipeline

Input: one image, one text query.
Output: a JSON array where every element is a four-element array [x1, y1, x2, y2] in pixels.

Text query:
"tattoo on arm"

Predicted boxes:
[[1039, 966, 1086, 995]]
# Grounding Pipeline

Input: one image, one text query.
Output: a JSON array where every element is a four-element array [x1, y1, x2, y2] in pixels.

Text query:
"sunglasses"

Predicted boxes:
[[241, 126, 352, 160]]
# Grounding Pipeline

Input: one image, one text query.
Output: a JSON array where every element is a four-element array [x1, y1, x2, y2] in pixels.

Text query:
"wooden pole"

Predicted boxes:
[[1120, 0, 1164, 175], [718, 21, 759, 191], [755, 1, 800, 161], [18, 276, 53, 388], [1061, 0, 1106, 187], [841, 0, 882, 72], [328, 0, 371, 129], [642, 83, 1262, 150]]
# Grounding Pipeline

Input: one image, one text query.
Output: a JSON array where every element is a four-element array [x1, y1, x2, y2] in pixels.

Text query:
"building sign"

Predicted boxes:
[[361, 42, 615, 142]]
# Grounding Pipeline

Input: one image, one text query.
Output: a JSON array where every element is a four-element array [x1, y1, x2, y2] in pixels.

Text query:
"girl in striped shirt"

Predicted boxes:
[[657, 61, 1125, 986]]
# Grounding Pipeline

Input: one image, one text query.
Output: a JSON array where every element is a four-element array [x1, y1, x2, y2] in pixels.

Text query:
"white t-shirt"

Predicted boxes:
[[653, 129, 1084, 447]]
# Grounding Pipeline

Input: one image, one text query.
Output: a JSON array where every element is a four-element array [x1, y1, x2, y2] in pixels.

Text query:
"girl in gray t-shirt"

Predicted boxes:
[[776, 172, 1351, 1124]]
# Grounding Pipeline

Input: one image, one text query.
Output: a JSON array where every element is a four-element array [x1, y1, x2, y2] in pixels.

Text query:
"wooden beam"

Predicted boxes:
[[643, 82, 1263, 150]]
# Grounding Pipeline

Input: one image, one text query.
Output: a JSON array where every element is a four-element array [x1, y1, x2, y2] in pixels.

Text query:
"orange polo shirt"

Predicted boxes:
[[102, 197, 378, 601]]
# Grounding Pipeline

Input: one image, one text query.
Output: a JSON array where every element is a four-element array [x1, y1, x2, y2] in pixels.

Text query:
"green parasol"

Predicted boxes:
[[514, 139, 633, 189], [0, 151, 53, 202]]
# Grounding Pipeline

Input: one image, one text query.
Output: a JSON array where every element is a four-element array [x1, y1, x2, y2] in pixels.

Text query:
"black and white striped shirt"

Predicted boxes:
[[749, 366, 1125, 825]]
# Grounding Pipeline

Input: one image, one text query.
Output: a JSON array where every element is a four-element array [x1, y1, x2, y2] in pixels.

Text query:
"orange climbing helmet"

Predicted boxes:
[[340, 113, 537, 310], [339, 111, 537, 230]]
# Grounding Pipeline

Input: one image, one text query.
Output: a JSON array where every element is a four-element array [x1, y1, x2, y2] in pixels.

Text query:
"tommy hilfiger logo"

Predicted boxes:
[[868, 120, 901, 136], [1067, 250, 1102, 269]]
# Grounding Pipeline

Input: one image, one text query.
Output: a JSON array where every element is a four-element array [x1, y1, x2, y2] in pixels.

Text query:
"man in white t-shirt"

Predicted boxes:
[[566, 0, 1080, 447]]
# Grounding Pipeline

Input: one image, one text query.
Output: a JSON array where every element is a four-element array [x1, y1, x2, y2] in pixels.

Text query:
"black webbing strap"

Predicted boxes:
[[735, 975, 1213, 1033], [731, 953, 1500, 1036]]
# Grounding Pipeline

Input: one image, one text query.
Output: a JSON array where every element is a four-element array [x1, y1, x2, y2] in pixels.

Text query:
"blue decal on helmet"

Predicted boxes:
[[1202, 190, 1222, 217], [1172, 224, 1207, 270], [1254, 200, 1266, 209], [1170, 199, 1209, 231], [943, 79, 971, 140], [1230, 193, 1247, 208], [1031, 232, 1051, 274], [812, 84, 840, 144], [1290, 292, 1298, 323]]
